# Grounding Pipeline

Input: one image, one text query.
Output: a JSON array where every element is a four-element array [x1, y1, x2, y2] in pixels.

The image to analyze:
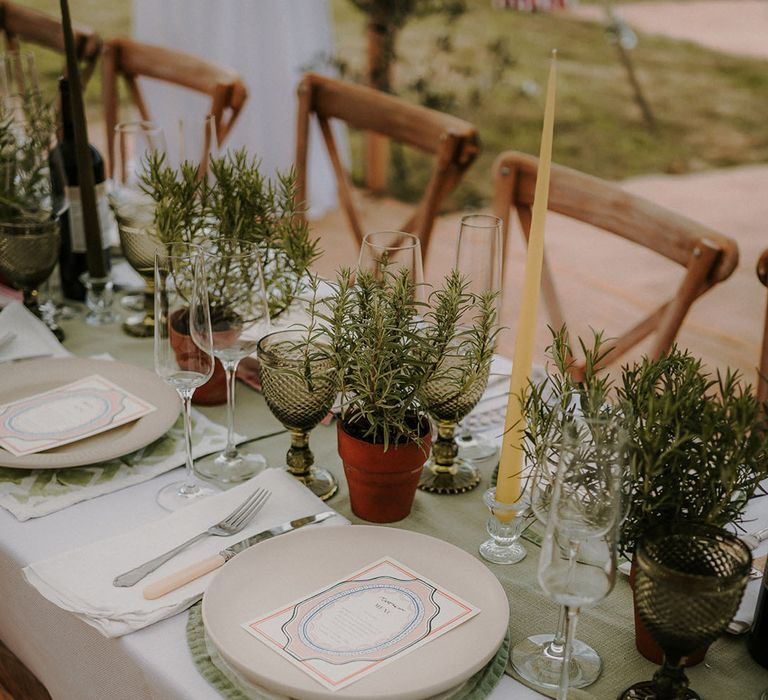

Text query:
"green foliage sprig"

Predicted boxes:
[[140, 149, 320, 318], [0, 95, 56, 221], [523, 328, 768, 558], [306, 266, 497, 449]]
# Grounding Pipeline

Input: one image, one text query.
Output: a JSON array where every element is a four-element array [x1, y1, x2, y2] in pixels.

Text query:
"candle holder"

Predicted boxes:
[[480, 487, 528, 564], [79, 272, 119, 325]]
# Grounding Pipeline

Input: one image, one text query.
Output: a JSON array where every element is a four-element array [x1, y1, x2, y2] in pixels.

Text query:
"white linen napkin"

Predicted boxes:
[[23, 468, 349, 638], [0, 301, 70, 362]]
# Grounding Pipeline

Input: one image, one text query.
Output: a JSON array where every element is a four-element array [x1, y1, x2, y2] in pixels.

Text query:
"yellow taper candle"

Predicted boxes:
[[496, 50, 557, 504]]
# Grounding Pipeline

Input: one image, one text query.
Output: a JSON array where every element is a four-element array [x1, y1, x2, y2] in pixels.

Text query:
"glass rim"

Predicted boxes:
[[114, 119, 164, 136], [361, 230, 421, 251], [460, 214, 502, 229], [257, 328, 332, 368]]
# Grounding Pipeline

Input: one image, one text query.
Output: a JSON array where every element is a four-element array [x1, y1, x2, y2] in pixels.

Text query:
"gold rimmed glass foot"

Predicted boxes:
[[418, 420, 481, 494], [123, 288, 155, 337]]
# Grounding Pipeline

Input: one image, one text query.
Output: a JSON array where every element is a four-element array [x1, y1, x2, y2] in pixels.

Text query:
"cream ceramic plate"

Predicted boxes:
[[203, 525, 509, 700], [0, 357, 180, 469]]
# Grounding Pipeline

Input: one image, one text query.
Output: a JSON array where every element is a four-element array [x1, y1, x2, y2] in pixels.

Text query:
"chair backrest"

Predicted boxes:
[[295, 72, 479, 262], [493, 150, 739, 378], [101, 37, 247, 176], [0, 0, 102, 84], [757, 249, 768, 405]]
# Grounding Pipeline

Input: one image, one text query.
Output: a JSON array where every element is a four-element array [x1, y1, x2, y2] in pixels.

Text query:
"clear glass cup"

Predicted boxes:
[[357, 230, 425, 301], [535, 413, 624, 700], [453, 214, 503, 462], [194, 238, 272, 483], [153, 243, 219, 510], [109, 121, 166, 336], [167, 113, 220, 173]]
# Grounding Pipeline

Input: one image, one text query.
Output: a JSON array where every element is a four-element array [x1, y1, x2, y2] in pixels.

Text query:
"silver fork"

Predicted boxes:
[[113, 487, 271, 587]]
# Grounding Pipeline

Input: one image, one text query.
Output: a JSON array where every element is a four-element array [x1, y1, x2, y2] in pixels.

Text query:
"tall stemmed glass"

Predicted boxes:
[[154, 243, 218, 510], [536, 413, 624, 700], [194, 239, 272, 483], [453, 214, 503, 462], [357, 230, 425, 301], [512, 395, 617, 689], [109, 121, 166, 336]]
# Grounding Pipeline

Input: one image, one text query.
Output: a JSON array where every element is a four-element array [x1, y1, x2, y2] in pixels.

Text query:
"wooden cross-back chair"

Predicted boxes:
[[493, 150, 739, 379], [102, 37, 247, 176], [0, 0, 102, 84], [295, 72, 479, 263], [757, 249, 768, 405]]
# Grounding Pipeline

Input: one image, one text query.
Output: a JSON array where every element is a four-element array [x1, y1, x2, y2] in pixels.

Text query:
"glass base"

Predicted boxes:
[[84, 308, 120, 326], [290, 466, 338, 501], [123, 312, 154, 338], [418, 458, 481, 494], [456, 431, 498, 461], [511, 633, 601, 689], [479, 539, 526, 564], [157, 479, 219, 511], [196, 445, 267, 484], [618, 681, 699, 699]]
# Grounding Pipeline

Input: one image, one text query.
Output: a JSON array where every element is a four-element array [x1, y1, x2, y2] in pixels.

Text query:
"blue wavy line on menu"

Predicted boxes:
[[5, 391, 112, 437]]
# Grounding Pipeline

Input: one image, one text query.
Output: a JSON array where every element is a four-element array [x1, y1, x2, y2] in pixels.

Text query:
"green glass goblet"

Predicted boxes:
[[418, 353, 490, 494], [257, 329, 339, 501], [619, 524, 751, 700]]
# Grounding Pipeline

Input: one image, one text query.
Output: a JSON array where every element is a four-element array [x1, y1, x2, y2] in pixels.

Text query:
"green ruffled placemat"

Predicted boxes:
[[187, 602, 510, 700]]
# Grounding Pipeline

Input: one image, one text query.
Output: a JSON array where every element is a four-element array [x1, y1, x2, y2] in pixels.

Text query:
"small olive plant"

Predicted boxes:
[[523, 328, 768, 558], [0, 94, 57, 221], [140, 149, 320, 319], [304, 266, 498, 450]]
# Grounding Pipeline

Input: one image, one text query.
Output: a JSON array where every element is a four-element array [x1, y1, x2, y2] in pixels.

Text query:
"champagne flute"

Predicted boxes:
[[109, 121, 166, 334], [453, 214, 503, 462], [194, 238, 272, 483], [357, 230, 425, 302], [536, 413, 624, 700], [154, 243, 219, 510]]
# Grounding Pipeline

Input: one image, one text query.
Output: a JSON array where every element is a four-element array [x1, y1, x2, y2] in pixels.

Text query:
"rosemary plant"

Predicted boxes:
[[523, 329, 768, 558], [140, 149, 319, 319], [0, 95, 57, 222], [307, 266, 497, 449]]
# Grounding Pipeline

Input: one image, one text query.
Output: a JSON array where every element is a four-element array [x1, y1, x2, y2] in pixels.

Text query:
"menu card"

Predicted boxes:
[[242, 557, 479, 691], [0, 375, 156, 456]]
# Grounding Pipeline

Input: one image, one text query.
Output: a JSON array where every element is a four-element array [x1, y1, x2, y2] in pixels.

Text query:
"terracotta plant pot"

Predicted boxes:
[[629, 554, 708, 667], [168, 313, 227, 406], [337, 421, 432, 524]]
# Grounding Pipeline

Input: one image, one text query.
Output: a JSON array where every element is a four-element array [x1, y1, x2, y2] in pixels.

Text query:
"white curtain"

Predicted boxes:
[[132, 0, 343, 219]]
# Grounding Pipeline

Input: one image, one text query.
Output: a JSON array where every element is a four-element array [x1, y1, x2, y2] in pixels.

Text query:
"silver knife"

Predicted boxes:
[[142, 511, 338, 600]]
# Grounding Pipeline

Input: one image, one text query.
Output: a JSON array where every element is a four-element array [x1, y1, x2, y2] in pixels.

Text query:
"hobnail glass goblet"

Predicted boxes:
[[418, 351, 490, 494], [0, 217, 60, 319], [619, 524, 751, 700], [257, 329, 339, 501]]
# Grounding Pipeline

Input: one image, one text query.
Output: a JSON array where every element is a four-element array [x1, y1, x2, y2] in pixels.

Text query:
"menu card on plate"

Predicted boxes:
[[243, 557, 479, 691], [0, 375, 156, 456]]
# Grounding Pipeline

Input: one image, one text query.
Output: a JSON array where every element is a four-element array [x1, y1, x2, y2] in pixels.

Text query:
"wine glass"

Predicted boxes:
[[168, 113, 220, 173], [357, 230, 425, 301], [258, 329, 339, 500], [194, 238, 272, 483], [153, 243, 219, 510], [109, 121, 166, 336], [453, 214, 503, 462], [619, 524, 751, 700], [536, 412, 624, 700]]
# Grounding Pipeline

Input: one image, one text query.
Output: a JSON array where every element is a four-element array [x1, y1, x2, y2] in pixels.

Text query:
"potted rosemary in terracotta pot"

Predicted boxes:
[[140, 150, 319, 404], [309, 266, 497, 523]]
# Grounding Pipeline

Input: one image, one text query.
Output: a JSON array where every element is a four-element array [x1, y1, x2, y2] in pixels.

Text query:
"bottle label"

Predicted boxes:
[[65, 183, 114, 252]]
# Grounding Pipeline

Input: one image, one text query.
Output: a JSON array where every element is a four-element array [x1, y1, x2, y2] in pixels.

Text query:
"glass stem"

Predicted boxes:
[[558, 606, 580, 700], [178, 388, 198, 495], [222, 358, 239, 458], [547, 605, 568, 658]]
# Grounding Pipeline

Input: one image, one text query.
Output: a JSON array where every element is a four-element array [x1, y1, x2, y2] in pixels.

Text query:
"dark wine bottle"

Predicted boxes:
[[748, 564, 768, 668], [49, 77, 111, 301]]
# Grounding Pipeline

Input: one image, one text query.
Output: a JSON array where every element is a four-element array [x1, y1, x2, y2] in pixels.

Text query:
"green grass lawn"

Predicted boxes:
[[16, 0, 768, 208]]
